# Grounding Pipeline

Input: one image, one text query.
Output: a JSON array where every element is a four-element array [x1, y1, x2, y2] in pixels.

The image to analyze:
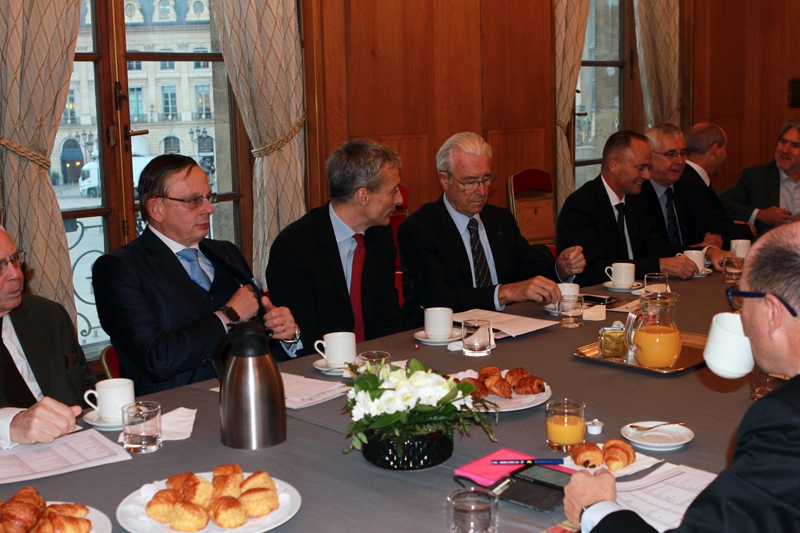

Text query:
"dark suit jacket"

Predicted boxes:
[[639, 180, 693, 247], [556, 176, 683, 286], [593, 374, 800, 532], [92, 227, 271, 395], [265, 203, 402, 349], [719, 161, 781, 236], [397, 195, 557, 329], [0, 295, 96, 408]]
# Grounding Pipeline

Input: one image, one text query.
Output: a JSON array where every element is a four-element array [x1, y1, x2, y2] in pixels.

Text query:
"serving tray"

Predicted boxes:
[[573, 332, 708, 374]]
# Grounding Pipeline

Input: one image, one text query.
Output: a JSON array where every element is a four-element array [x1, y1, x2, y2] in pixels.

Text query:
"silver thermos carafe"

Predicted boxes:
[[213, 321, 286, 449]]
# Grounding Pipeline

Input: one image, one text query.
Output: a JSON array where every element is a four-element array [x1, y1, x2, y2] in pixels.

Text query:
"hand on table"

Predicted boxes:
[[563, 469, 617, 526], [659, 256, 698, 279], [756, 206, 792, 227], [498, 276, 560, 306], [706, 247, 733, 271], [9, 398, 82, 445], [556, 246, 586, 279], [261, 295, 297, 341]]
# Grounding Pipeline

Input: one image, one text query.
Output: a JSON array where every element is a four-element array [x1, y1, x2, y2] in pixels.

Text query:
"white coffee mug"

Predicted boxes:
[[424, 307, 454, 340], [557, 283, 580, 296], [731, 239, 751, 259], [678, 250, 705, 272], [314, 332, 357, 369], [83, 378, 135, 423], [604, 263, 635, 288], [703, 312, 754, 379]]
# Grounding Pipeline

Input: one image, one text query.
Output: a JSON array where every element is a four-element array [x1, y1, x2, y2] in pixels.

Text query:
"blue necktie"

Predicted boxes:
[[177, 248, 212, 291], [468, 218, 492, 288]]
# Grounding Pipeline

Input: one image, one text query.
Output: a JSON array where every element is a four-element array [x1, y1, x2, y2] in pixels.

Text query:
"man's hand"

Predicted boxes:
[[498, 276, 560, 306], [563, 469, 617, 526], [733, 220, 757, 236], [556, 246, 586, 279], [706, 247, 733, 271], [756, 206, 792, 226], [659, 256, 698, 279], [261, 295, 297, 342], [695, 233, 723, 249], [9, 398, 82, 445], [223, 285, 260, 322]]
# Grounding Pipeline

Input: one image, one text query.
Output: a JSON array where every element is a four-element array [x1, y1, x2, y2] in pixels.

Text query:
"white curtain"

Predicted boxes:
[[554, 0, 590, 212], [0, 0, 80, 322], [633, 0, 681, 128], [211, 0, 306, 282]]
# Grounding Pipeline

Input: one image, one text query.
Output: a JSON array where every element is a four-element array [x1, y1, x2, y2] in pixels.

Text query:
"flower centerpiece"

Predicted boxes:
[[343, 359, 497, 470]]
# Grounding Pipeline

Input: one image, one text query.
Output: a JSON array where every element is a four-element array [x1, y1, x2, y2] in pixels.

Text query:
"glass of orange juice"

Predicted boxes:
[[545, 398, 585, 451]]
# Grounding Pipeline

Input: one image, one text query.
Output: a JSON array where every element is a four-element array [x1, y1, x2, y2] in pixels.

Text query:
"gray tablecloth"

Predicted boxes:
[[0, 275, 752, 532]]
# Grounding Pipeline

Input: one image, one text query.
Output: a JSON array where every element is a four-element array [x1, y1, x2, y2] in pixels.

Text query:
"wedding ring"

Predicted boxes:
[[281, 324, 286, 333]]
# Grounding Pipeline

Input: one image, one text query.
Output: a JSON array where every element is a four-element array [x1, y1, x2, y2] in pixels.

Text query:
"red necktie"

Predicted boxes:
[[350, 234, 366, 343]]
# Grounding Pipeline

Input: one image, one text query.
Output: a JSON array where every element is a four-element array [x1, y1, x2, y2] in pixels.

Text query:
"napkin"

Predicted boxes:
[[118, 407, 197, 443], [583, 304, 606, 321]]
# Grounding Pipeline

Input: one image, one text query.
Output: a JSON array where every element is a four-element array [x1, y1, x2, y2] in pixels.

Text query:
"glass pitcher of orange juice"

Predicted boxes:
[[624, 292, 681, 369]]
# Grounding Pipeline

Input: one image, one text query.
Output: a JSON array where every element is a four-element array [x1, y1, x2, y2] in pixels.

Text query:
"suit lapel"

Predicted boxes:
[[317, 205, 351, 303], [768, 162, 781, 206], [8, 299, 50, 390], [141, 228, 209, 312]]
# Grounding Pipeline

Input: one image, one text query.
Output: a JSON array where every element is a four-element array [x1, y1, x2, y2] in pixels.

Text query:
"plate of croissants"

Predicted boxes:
[[116, 464, 301, 533], [563, 439, 663, 478], [0, 486, 112, 533], [453, 366, 552, 412]]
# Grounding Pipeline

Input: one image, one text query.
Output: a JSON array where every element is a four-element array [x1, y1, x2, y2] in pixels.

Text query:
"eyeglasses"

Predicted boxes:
[[726, 285, 798, 317], [446, 172, 497, 192], [0, 251, 25, 276], [157, 192, 217, 209], [652, 149, 689, 161]]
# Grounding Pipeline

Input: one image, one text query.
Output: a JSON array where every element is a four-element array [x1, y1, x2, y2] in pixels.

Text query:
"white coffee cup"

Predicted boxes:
[[678, 250, 705, 272], [703, 312, 754, 379], [83, 378, 135, 423], [314, 332, 357, 369], [604, 263, 635, 288], [424, 307, 454, 340], [731, 239, 751, 259], [557, 283, 580, 296]]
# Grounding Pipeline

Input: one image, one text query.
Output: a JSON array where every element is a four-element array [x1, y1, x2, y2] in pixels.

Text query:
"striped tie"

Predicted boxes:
[[468, 218, 492, 287]]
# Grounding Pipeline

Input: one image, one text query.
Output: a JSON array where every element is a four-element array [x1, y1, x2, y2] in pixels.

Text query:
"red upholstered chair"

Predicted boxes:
[[100, 345, 120, 380], [507, 168, 556, 245], [389, 184, 409, 307]]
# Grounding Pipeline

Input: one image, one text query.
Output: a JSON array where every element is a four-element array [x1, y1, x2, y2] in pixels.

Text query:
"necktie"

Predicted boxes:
[[0, 318, 37, 408], [664, 188, 681, 246], [350, 234, 366, 343], [177, 248, 212, 291], [468, 218, 492, 288], [615, 202, 628, 247]]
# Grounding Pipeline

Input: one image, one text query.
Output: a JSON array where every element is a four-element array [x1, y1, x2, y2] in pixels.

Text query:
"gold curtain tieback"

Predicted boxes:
[[0, 135, 51, 170], [252, 112, 307, 158]]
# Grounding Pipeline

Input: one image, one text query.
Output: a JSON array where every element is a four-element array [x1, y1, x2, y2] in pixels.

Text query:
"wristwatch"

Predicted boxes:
[[282, 325, 302, 344], [218, 305, 240, 323]]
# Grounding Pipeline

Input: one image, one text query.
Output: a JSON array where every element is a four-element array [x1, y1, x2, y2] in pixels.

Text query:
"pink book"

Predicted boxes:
[[454, 448, 575, 487]]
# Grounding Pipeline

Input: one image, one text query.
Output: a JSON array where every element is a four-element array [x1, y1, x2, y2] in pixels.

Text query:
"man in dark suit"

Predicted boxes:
[[557, 131, 702, 286], [720, 121, 800, 235], [0, 227, 96, 447], [266, 140, 403, 348], [680, 122, 755, 246], [563, 221, 800, 531], [93, 154, 298, 395], [398, 132, 585, 329]]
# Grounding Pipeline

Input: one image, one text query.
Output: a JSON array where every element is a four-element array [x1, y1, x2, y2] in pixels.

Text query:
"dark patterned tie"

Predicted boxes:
[[177, 248, 212, 291], [350, 234, 366, 342], [0, 318, 37, 408], [664, 188, 680, 246], [615, 202, 627, 245], [468, 218, 492, 287]]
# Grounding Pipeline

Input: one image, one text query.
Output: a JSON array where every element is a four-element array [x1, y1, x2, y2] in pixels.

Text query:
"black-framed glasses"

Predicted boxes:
[[726, 285, 798, 317], [157, 192, 217, 209], [0, 251, 25, 276], [446, 171, 497, 192], [652, 149, 689, 161]]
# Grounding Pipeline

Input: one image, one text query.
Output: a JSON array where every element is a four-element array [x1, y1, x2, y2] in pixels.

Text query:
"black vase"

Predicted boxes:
[[361, 430, 453, 470]]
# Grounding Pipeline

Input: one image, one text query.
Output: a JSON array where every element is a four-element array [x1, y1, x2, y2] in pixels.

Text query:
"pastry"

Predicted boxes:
[[182, 475, 214, 508], [477, 365, 502, 381], [41, 503, 89, 518], [213, 464, 244, 486], [166, 472, 195, 492], [209, 496, 246, 529], [514, 376, 545, 395], [460, 377, 489, 399], [0, 501, 43, 533], [213, 474, 241, 499], [483, 375, 512, 399], [239, 488, 279, 518], [146, 489, 181, 523], [241, 470, 276, 492], [504, 367, 531, 388], [29, 514, 92, 533], [603, 439, 636, 472], [8, 487, 45, 511], [569, 442, 604, 468], [170, 502, 209, 532]]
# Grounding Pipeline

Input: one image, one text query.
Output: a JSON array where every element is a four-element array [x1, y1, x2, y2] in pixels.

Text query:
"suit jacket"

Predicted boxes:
[[92, 227, 270, 395], [397, 195, 557, 329], [678, 164, 754, 247], [593, 374, 800, 532], [639, 180, 693, 248], [556, 176, 683, 286], [265, 203, 402, 349], [0, 295, 96, 408], [719, 161, 781, 236]]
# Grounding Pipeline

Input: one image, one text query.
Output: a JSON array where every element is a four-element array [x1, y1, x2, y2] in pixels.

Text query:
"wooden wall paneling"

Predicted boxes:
[[486, 128, 547, 197], [369, 134, 429, 208], [785, 1, 800, 124], [302, 0, 327, 209]]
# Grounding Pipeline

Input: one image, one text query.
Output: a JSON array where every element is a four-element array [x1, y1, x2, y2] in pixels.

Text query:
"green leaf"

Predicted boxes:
[[407, 358, 426, 374]]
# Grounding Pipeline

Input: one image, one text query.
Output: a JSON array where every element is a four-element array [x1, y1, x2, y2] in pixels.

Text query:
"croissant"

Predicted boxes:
[[146, 489, 181, 523], [569, 442, 604, 468], [514, 376, 545, 395], [504, 367, 531, 388], [483, 375, 512, 399], [170, 502, 209, 532], [209, 496, 246, 529], [29, 514, 91, 533], [477, 365, 502, 382], [459, 377, 489, 399], [603, 439, 636, 472], [8, 487, 45, 512], [212, 474, 241, 500], [240, 471, 276, 492], [0, 501, 42, 533], [166, 472, 195, 492]]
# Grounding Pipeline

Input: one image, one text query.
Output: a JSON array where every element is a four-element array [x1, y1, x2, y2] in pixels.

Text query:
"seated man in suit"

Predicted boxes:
[[266, 139, 403, 348], [398, 132, 585, 329], [564, 220, 800, 531], [680, 122, 755, 244], [557, 131, 712, 286], [93, 154, 299, 395], [720, 121, 800, 235], [0, 227, 96, 448]]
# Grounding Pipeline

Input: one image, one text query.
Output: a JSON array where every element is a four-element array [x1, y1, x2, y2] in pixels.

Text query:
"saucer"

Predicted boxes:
[[621, 421, 694, 451], [603, 281, 643, 292], [83, 410, 124, 431], [694, 268, 713, 278], [414, 329, 462, 346], [313, 358, 346, 375]]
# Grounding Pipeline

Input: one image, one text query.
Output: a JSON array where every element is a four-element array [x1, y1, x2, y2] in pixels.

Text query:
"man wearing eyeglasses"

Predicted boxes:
[[563, 221, 800, 531], [397, 132, 585, 328], [720, 121, 800, 236], [0, 228, 96, 448], [93, 154, 299, 395]]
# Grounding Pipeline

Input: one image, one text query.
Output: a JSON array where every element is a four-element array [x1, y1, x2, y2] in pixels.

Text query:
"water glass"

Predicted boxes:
[[643, 273, 670, 295], [722, 257, 743, 284], [750, 364, 789, 400], [558, 295, 583, 328], [447, 487, 498, 533], [122, 401, 162, 454], [357, 351, 391, 369], [462, 319, 492, 357]]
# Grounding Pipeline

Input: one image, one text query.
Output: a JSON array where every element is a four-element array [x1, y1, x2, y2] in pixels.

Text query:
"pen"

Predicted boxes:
[[490, 459, 564, 465]]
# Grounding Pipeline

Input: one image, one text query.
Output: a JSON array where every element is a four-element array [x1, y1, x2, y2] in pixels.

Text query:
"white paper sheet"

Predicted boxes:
[[281, 374, 349, 410], [452, 309, 557, 337]]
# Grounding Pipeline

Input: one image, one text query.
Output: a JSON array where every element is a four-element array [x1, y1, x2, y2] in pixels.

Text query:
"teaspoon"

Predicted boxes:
[[629, 422, 686, 431]]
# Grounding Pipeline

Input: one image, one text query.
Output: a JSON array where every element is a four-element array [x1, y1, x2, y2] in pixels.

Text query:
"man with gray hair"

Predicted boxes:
[[267, 139, 403, 348], [720, 121, 800, 235], [398, 132, 585, 329]]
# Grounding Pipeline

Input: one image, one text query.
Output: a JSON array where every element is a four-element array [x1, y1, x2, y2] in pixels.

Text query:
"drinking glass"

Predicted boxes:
[[357, 351, 391, 369], [558, 295, 583, 328], [462, 319, 492, 357], [643, 273, 670, 295], [122, 401, 162, 454], [447, 487, 498, 533], [545, 398, 585, 451], [722, 257, 743, 284], [750, 363, 789, 400]]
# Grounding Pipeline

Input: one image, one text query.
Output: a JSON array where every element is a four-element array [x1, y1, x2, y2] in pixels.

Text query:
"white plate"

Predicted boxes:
[[50, 502, 112, 533], [82, 410, 123, 431], [621, 421, 694, 451], [630, 289, 644, 296], [116, 473, 301, 533], [693, 268, 713, 278], [603, 281, 643, 292], [313, 358, 346, 375], [452, 370, 552, 412], [414, 329, 462, 346]]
